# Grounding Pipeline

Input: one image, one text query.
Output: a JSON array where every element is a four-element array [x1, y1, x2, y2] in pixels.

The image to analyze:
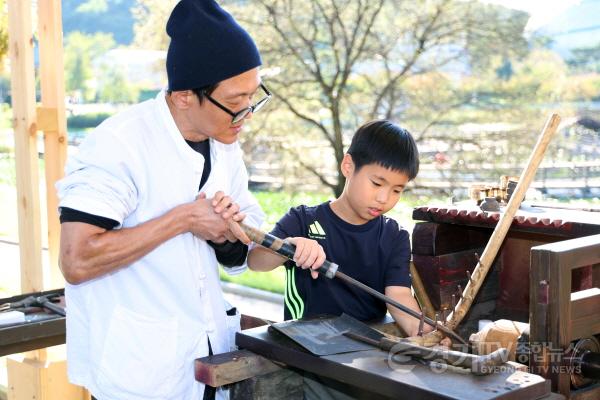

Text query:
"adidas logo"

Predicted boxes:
[[307, 221, 326, 239]]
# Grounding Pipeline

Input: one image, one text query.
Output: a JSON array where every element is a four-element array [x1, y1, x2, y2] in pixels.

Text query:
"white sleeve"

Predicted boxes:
[[56, 131, 138, 227]]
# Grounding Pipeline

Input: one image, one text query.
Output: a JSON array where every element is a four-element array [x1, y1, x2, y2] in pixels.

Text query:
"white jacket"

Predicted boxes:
[[56, 91, 264, 400]]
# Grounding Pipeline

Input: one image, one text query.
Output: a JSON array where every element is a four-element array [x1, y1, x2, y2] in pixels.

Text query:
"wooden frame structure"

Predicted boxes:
[[8, 0, 67, 292], [530, 234, 600, 399], [6, 1, 81, 398]]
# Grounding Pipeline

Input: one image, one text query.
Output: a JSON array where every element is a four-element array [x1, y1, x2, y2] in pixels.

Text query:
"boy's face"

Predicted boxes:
[[341, 154, 409, 224]]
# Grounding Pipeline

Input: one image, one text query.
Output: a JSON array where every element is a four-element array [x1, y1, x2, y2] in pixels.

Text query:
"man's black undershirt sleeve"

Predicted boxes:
[[207, 240, 249, 267], [60, 207, 119, 230]]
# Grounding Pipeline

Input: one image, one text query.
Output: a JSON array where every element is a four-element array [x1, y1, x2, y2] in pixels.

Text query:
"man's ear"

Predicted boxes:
[[169, 90, 194, 110], [340, 153, 355, 178]]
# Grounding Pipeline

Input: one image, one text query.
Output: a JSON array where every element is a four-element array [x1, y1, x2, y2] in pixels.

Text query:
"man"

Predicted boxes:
[[56, 1, 267, 398]]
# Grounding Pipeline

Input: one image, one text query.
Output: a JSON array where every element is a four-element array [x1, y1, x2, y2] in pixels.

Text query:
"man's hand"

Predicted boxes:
[[205, 191, 250, 244], [187, 192, 241, 242], [285, 237, 326, 279]]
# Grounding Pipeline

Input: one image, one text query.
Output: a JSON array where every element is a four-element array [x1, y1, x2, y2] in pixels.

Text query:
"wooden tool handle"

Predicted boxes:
[[239, 222, 339, 278]]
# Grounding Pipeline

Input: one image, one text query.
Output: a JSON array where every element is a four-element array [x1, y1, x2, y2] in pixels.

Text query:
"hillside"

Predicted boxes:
[[62, 0, 135, 44]]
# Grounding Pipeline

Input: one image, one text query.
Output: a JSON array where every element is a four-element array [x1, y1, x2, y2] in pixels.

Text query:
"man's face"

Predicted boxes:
[[342, 155, 409, 224], [189, 67, 261, 144]]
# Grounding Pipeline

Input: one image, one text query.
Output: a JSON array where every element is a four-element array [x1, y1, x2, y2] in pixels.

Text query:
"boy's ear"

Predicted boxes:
[[341, 153, 355, 178]]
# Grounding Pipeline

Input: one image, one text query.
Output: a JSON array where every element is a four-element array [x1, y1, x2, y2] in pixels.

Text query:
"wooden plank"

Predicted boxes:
[[195, 349, 281, 387], [529, 246, 551, 380], [7, 357, 88, 400], [551, 255, 572, 395], [8, 0, 42, 293], [37, 0, 68, 289], [570, 288, 600, 339]]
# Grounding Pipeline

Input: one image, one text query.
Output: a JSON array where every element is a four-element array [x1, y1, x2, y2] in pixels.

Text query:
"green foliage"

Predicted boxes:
[[0, 103, 10, 128], [64, 31, 116, 102], [0, 0, 7, 71], [97, 66, 140, 104], [568, 42, 600, 73], [219, 268, 286, 294], [77, 0, 109, 13], [67, 112, 112, 129], [132, 0, 178, 50]]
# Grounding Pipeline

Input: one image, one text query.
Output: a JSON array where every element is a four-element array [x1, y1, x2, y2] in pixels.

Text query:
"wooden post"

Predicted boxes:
[[7, 0, 43, 293], [37, 0, 68, 289], [6, 2, 89, 399]]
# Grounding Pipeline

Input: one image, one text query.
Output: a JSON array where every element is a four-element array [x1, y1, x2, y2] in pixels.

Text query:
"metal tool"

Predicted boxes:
[[0, 294, 66, 316], [239, 222, 468, 346], [344, 331, 508, 375]]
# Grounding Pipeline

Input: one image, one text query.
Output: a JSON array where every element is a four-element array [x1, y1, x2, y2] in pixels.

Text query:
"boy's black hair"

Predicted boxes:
[[347, 120, 419, 180]]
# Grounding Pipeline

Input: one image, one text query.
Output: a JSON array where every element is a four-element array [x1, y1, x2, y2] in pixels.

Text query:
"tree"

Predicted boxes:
[[228, 0, 528, 196], [0, 0, 8, 72], [97, 65, 140, 103], [64, 31, 115, 102], [568, 42, 600, 73], [131, 0, 177, 50]]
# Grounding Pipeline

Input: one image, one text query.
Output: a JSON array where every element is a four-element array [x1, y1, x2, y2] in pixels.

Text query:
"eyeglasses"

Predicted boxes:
[[203, 83, 272, 124]]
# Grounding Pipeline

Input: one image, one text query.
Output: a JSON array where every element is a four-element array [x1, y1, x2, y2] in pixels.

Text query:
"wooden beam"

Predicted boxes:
[[8, 0, 43, 293], [195, 350, 281, 387], [36, 107, 59, 132], [37, 0, 68, 289]]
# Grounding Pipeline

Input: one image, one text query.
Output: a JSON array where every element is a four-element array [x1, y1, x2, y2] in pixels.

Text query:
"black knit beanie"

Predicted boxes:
[[166, 0, 262, 91]]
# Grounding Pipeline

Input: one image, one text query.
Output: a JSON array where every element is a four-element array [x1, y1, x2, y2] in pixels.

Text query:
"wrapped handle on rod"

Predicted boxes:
[[241, 222, 338, 279]]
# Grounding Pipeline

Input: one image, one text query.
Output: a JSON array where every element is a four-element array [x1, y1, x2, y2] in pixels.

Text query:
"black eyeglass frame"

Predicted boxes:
[[203, 83, 272, 124]]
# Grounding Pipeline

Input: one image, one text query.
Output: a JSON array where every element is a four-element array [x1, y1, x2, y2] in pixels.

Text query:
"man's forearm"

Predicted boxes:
[[60, 204, 192, 284]]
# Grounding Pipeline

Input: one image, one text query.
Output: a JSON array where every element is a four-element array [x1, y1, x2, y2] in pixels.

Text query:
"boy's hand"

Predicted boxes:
[[286, 237, 326, 279]]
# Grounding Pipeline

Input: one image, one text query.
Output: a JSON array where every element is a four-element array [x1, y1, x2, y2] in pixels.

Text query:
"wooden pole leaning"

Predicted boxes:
[[413, 114, 562, 346], [410, 262, 435, 320], [446, 113, 561, 330]]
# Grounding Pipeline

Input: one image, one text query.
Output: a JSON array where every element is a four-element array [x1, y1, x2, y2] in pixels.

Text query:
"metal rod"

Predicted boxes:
[[238, 222, 468, 345], [418, 307, 426, 336], [344, 331, 507, 375]]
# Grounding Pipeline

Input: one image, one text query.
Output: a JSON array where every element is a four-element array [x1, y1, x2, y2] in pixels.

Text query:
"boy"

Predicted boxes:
[[248, 120, 428, 337]]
